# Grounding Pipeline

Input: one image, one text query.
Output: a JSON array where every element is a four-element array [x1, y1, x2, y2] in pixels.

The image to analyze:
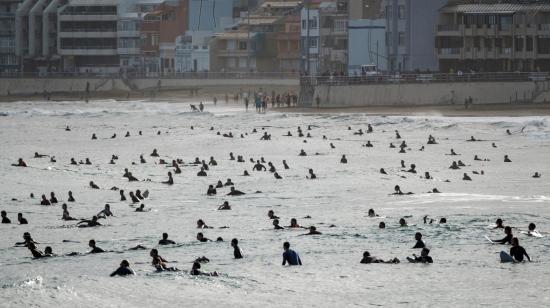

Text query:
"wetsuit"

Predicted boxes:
[[234, 246, 243, 259], [90, 247, 105, 253], [19, 218, 28, 224], [159, 239, 175, 245], [413, 240, 425, 249], [510, 246, 530, 262], [282, 249, 302, 266], [2, 217, 10, 223], [408, 256, 433, 263], [227, 190, 245, 196], [110, 267, 135, 277], [494, 234, 513, 245]]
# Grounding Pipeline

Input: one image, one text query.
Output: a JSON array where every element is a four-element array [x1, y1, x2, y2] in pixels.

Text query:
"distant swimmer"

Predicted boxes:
[[150, 249, 178, 271], [494, 218, 504, 229], [62, 203, 76, 220], [401, 160, 406, 168], [197, 232, 210, 242], [15, 232, 38, 247], [287, 218, 303, 228], [492, 226, 513, 244], [273, 219, 284, 230], [413, 232, 425, 249], [506, 129, 512, 135], [274, 172, 282, 179], [163, 171, 174, 184], [50, 156, 56, 163], [140, 155, 146, 163], [407, 248, 433, 263], [526, 223, 538, 236], [340, 155, 348, 164], [492, 143, 497, 148], [307, 169, 316, 179], [71, 158, 78, 165], [268, 162, 276, 172], [467, 136, 477, 142], [509, 237, 530, 262], [40, 195, 51, 205], [282, 242, 302, 266], [209, 156, 218, 166], [393, 185, 413, 195], [128, 192, 139, 203], [253, 160, 267, 171], [360, 251, 399, 264], [50, 192, 58, 203], [207, 185, 217, 196], [110, 260, 135, 277], [229, 152, 235, 160], [1, 210, 11, 223], [18, 213, 28, 224], [197, 219, 212, 229], [399, 218, 408, 227], [379, 222, 386, 229], [380, 168, 387, 175], [353, 129, 363, 135], [330, 143, 335, 149], [367, 124, 373, 133], [119, 190, 127, 201], [34, 152, 48, 158], [65, 125, 71, 131], [89, 181, 100, 189], [268, 210, 279, 220], [127, 172, 139, 182], [424, 172, 432, 179], [159, 233, 176, 245], [224, 178, 234, 186], [368, 209, 379, 217], [150, 149, 159, 157], [135, 204, 150, 212], [463, 173, 472, 181], [283, 160, 289, 169], [12, 158, 27, 167], [92, 133, 97, 140], [125, 131, 130, 137], [457, 160, 465, 167], [532, 172, 541, 178], [190, 262, 218, 276], [231, 238, 243, 259], [68, 191, 75, 202], [299, 149, 307, 156], [243, 170, 250, 176], [407, 164, 416, 173], [227, 187, 245, 196], [111, 133, 116, 139], [449, 161, 460, 169], [364, 141, 373, 147], [430, 188, 441, 193], [284, 131, 292, 136], [85, 158, 92, 165], [302, 226, 321, 235], [215, 180, 223, 188], [395, 130, 401, 139], [218, 201, 231, 210], [97, 204, 113, 218], [504, 155, 512, 162], [450, 149, 458, 155], [88, 239, 105, 253], [77, 216, 101, 228], [427, 135, 437, 144], [389, 143, 396, 148], [197, 167, 207, 176]]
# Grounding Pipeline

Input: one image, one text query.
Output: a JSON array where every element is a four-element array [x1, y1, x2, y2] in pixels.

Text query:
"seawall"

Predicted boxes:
[[314, 80, 550, 106]]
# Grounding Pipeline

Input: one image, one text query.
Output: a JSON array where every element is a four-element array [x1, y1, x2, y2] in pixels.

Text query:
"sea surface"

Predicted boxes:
[[1, 100, 550, 307]]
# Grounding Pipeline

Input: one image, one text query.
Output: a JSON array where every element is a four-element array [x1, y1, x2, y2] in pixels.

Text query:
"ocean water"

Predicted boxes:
[[1, 100, 550, 307]]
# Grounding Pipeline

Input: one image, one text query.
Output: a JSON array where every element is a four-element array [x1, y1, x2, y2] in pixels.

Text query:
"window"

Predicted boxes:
[[385, 5, 392, 19], [309, 37, 318, 48], [227, 57, 236, 68], [515, 37, 524, 52], [239, 41, 247, 50], [335, 19, 346, 32], [398, 32, 405, 47], [302, 20, 306, 29], [526, 36, 533, 52], [398, 5, 405, 19], [310, 18, 318, 29]]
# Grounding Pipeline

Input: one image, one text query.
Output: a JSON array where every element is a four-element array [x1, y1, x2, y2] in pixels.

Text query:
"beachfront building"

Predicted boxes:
[[210, 0, 302, 73], [140, 0, 188, 76], [0, 0, 22, 73], [384, 0, 447, 73], [436, 0, 550, 73], [347, 0, 387, 74], [300, 0, 320, 75], [174, 30, 210, 72], [318, 0, 348, 74]]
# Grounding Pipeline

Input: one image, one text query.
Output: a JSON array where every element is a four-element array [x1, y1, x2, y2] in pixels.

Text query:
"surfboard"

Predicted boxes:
[[520, 230, 543, 238], [484, 235, 494, 244], [500, 251, 515, 263]]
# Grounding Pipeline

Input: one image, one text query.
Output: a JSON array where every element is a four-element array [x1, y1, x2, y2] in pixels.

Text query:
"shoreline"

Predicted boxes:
[[273, 103, 550, 117]]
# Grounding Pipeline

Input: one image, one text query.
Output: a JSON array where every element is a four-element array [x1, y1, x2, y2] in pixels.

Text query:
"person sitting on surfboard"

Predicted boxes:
[[509, 237, 531, 262], [492, 226, 513, 245], [407, 248, 433, 263], [413, 232, 425, 249]]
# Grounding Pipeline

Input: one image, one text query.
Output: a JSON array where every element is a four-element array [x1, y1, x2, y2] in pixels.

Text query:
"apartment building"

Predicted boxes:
[[384, 0, 447, 72], [0, 0, 22, 73], [318, 0, 348, 74], [436, 1, 550, 72], [300, 0, 320, 75]]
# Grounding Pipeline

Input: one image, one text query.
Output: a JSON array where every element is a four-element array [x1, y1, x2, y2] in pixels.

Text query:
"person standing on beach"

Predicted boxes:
[[315, 95, 321, 109]]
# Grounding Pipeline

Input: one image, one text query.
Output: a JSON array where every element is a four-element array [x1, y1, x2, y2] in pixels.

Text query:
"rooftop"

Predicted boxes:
[[261, 1, 302, 9], [441, 3, 550, 14]]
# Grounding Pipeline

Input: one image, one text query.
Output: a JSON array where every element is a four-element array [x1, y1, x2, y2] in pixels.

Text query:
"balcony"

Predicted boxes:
[[438, 48, 461, 59], [118, 47, 140, 55], [59, 31, 117, 38], [437, 24, 461, 36], [217, 49, 249, 57], [59, 48, 117, 56], [59, 14, 117, 22]]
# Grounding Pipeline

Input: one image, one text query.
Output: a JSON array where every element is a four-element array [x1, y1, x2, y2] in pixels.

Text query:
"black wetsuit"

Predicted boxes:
[[494, 234, 513, 245], [510, 246, 530, 262], [413, 240, 425, 249], [2, 217, 11, 223], [159, 239, 175, 245], [110, 267, 134, 277], [234, 246, 243, 259]]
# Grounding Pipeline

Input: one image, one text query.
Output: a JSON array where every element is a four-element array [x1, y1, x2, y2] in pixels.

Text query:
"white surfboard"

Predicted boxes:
[[520, 230, 543, 238], [484, 235, 494, 244]]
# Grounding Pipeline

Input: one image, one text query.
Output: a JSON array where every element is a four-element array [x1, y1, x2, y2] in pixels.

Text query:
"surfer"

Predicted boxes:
[[413, 232, 425, 248], [190, 262, 218, 276], [282, 242, 302, 266], [97, 204, 113, 218], [150, 249, 178, 271], [360, 251, 400, 264], [407, 248, 433, 263], [159, 233, 176, 245], [509, 238, 531, 262], [492, 226, 513, 244], [17, 213, 28, 224], [88, 239, 105, 253], [110, 260, 135, 277], [231, 238, 243, 259], [77, 216, 101, 228], [1, 210, 10, 223], [12, 158, 27, 167]]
